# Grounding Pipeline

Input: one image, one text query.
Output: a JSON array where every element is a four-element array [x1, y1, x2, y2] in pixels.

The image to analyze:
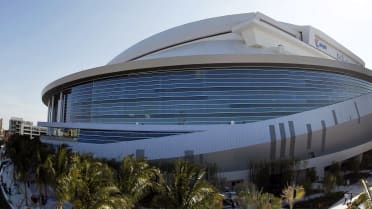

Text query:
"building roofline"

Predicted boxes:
[[107, 12, 364, 66]]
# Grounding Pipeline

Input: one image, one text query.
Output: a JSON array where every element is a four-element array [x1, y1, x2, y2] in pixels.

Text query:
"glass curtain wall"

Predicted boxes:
[[58, 68, 372, 125]]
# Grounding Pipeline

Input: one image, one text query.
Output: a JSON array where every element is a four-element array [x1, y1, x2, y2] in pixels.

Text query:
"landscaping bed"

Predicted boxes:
[[291, 192, 344, 209]]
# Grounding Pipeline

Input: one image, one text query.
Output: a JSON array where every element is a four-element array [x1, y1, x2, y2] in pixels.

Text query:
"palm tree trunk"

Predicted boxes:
[[57, 201, 63, 209], [12, 167, 17, 184], [39, 196, 43, 209], [44, 184, 48, 200], [39, 184, 44, 209], [24, 182, 28, 206], [44, 184, 48, 208]]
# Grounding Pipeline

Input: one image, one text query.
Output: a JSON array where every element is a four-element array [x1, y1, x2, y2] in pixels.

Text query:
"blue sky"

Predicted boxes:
[[0, 0, 371, 128]]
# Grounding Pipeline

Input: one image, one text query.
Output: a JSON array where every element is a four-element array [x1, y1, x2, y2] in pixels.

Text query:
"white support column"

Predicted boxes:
[[57, 92, 63, 122], [315, 166, 325, 180], [51, 96, 55, 122], [47, 98, 53, 136], [47, 99, 51, 122], [61, 93, 65, 122]]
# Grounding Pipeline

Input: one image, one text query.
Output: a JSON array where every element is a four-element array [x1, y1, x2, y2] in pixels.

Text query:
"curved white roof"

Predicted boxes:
[[108, 13, 257, 65], [107, 12, 364, 66], [41, 12, 370, 105]]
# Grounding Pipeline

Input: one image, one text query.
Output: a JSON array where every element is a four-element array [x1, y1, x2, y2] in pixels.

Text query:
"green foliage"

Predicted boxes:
[[236, 183, 280, 209], [249, 160, 297, 194], [300, 168, 317, 194], [327, 162, 344, 186], [354, 193, 372, 209], [44, 145, 74, 209], [323, 173, 337, 193], [34, 141, 54, 208], [5, 135, 52, 206], [354, 179, 372, 209], [96, 157, 121, 172], [68, 156, 132, 209], [117, 155, 160, 206], [153, 160, 221, 209], [5, 135, 34, 179], [281, 184, 305, 209], [5, 138, 225, 209]]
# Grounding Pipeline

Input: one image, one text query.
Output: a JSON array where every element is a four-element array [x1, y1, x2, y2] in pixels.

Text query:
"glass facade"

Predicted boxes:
[[78, 129, 191, 144], [53, 67, 372, 125]]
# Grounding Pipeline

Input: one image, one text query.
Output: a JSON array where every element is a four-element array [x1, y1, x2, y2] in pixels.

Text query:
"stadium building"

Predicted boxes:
[[39, 12, 372, 180]]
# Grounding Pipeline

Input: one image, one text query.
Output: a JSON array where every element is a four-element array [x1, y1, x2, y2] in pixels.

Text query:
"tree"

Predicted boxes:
[[117, 155, 161, 206], [34, 141, 53, 209], [327, 162, 344, 186], [69, 155, 132, 209], [249, 160, 296, 193], [153, 160, 221, 209], [323, 173, 337, 193], [281, 184, 305, 209], [54, 173, 75, 209], [88, 185, 132, 209], [302, 168, 317, 193], [44, 145, 73, 209], [5, 134, 36, 206], [237, 183, 280, 209], [358, 179, 372, 209]]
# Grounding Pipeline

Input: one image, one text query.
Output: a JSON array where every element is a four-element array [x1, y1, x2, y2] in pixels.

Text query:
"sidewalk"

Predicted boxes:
[[0, 159, 68, 209], [328, 176, 372, 209]]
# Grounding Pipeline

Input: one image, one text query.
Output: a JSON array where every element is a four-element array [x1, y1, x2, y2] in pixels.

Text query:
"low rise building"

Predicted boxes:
[[9, 117, 47, 139]]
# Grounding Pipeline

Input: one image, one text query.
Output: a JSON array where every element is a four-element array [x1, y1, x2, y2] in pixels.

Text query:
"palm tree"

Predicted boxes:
[[237, 183, 280, 209], [5, 134, 34, 206], [54, 173, 75, 209], [153, 160, 221, 209], [83, 185, 131, 209], [281, 184, 305, 209], [44, 145, 73, 209], [118, 155, 161, 206], [34, 144, 52, 209], [358, 179, 372, 209], [69, 155, 132, 209]]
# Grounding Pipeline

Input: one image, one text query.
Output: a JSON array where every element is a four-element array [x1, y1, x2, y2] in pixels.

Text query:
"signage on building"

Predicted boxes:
[[314, 37, 356, 65]]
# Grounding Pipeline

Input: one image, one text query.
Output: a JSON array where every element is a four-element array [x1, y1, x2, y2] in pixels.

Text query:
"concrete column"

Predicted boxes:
[[356, 153, 363, 163], [315, 165, 325, 180], [61, 93, 65, 122], [57, 92, 63, 122], [51, 96, 55, 122], [47, 99, 51, 122]]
